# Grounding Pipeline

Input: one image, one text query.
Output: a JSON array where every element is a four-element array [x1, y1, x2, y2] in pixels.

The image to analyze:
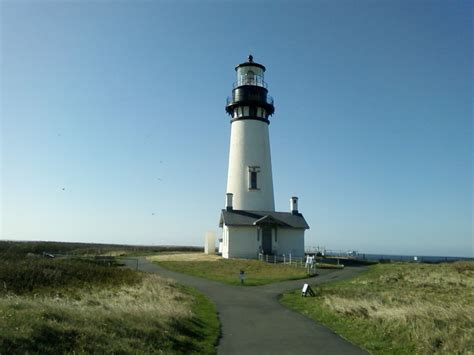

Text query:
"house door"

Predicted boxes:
[[262, 228, 272, 254]]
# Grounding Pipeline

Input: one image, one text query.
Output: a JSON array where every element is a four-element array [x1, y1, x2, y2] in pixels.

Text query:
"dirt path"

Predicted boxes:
[[124, 257, 368, 355]]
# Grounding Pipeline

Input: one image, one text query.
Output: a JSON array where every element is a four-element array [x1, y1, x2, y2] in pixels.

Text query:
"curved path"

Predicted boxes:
[[124, 257, 367, 355]]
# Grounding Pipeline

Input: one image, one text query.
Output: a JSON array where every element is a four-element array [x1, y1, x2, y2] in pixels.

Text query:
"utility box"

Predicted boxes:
[[204, 231, 216, 254]]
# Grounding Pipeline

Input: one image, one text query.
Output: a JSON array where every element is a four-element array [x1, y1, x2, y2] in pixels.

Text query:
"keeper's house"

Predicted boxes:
[[219, 198, 309, 259]]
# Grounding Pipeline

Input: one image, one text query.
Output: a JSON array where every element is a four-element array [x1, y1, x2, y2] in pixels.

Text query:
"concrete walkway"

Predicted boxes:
[[124, 257, 368, 355]]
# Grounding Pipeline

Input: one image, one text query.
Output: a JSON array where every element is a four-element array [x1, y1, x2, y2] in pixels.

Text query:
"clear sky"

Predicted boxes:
[[1, 0, 472, 257]]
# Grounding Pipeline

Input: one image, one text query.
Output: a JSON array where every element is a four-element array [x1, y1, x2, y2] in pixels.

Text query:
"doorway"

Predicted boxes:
[[262, 228, 272, 254]]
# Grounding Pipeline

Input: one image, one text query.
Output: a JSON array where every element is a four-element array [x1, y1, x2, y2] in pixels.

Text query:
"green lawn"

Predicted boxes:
[[151, 257, 311, 286], [280, 262, 474, 354]]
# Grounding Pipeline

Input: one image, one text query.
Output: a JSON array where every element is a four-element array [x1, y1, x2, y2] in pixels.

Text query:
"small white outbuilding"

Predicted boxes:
[[204, 231, 216, 254]]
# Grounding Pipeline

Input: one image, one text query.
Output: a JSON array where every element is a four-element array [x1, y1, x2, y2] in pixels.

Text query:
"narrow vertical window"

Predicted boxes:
[[250, 171, 257, 189], [248, 166, 260, 190]]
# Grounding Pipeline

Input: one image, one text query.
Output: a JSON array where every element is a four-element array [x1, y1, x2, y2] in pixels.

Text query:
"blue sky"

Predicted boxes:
[[1, 0, 472, 257]]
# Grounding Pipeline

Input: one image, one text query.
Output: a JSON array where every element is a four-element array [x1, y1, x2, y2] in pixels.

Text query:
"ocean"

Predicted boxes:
[[325, 252, 473, 263]]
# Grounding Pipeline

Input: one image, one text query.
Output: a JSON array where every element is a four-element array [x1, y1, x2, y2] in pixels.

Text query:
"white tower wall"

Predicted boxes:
[[226, 119, 275, 211]]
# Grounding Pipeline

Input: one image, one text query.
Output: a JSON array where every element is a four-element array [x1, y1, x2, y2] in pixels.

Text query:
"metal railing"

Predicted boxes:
[[258, 253, 305, 266], [258, 253, 345, 271], [233, 74, 267, 88]]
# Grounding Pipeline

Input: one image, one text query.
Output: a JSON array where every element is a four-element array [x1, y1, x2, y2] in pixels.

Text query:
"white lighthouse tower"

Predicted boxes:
[[225, 55, 275, 211], [219, 56, 309, 259]]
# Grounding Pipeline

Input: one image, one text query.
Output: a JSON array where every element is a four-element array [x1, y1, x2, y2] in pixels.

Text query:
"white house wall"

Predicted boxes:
[[275, 228, 305, 257], [221, 225, 230, 259], [223, 225, 260, 259], [221, 223, 305, 259]]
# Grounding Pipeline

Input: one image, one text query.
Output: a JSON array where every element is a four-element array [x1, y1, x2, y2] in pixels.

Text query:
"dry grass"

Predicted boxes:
[[1, 273, 192, 330], [281, 261, 474, 354], [0, 242, 220, 353], [1, 272, 219, 354], [148, 252, 222, 262]]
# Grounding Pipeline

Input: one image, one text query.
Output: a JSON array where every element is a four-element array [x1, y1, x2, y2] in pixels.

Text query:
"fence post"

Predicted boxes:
[[266, 254, 268, 262], [274, 255, 276, 264], [283, 254, 286, 264], [289, 253, 292, 265]]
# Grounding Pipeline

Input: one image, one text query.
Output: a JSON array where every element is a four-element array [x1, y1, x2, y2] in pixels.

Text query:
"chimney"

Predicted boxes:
[[290, 196, 298, 215], [226, 193, 234, 211]]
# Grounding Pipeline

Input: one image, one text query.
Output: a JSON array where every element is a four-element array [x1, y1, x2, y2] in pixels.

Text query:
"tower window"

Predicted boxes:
[[250, 106, 256, 117], [248, 166, 260, 190], [250, 172, 257, 189]]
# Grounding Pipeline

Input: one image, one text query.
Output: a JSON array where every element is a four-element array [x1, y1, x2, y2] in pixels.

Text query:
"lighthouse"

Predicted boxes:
[[219, 56, 309, 259], [225, 55, 275, 211]]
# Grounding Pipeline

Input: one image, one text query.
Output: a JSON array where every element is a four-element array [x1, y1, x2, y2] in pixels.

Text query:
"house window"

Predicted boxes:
[[248, 166, 260, 190]]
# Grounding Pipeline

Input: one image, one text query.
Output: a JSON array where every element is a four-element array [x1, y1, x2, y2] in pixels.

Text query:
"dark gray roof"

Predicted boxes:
[[219, 210, 310, 229]]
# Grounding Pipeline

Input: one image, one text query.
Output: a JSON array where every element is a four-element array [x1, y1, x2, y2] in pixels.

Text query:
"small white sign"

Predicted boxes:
[[301, 283, 315, 297]]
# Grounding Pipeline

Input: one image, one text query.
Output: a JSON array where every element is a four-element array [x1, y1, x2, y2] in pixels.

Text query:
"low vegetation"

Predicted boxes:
[[0, 240, 202, 258], [0, 258, 138, 295], [281, 261, 474, 354], [0, 243, 219, 354], [149, 253, 311, 286]]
